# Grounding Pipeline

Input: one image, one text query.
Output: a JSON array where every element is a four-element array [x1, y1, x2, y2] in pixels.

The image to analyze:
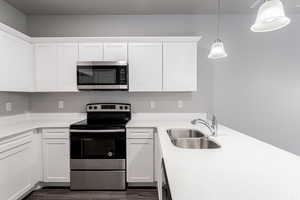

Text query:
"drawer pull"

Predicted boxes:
[[130, 142, 150, 145]]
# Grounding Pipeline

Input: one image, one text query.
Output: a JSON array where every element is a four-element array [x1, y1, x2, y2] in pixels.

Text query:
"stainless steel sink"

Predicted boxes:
[[166, 128, 221, 149], [170, 138, 221, 149], [167, 128, 206, 138]]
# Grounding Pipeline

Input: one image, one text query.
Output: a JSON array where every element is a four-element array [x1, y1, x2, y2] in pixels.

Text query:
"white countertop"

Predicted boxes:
[[0, 113, 85, 140], [128, 114, 300, 200], [1, 112, 300, 200]]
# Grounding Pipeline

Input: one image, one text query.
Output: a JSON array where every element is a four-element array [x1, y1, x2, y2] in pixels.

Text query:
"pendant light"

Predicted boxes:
[[208, 0, 228, 59], [251, 0, 290, 32]]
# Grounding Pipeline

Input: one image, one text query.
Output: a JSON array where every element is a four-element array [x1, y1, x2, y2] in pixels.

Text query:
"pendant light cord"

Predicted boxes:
[[217, 0, 221, 39]]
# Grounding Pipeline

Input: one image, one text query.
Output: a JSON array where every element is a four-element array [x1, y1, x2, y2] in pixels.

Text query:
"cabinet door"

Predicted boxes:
[[78, 43, 103, 61], [23, 42, 35, 92], [0, 31, 9, 90], [0, 133, 32, 200], [43, 139, 70, 182], [0, 31, 34, 92], [127, 138, 154, 182], [0, 31, 20, 91], [31, 131, 43, 185], [57, 43, 78, 91], [103, 43, 127, 61], [128, 43, 163, 92], [163, 42, 197, 91], [35, 44, 57, 91]]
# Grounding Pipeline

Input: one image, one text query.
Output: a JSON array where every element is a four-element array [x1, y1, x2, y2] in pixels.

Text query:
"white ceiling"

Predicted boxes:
[[4, 0, 300, 15]]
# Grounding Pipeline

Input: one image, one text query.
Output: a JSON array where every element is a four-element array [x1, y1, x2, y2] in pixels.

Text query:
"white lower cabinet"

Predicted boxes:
[[0, 131, 33, 200], [31, 130, 43, 186], [42, 128, 70, 183], [126, 128, 155, 183], [0, 127, 71, 200]]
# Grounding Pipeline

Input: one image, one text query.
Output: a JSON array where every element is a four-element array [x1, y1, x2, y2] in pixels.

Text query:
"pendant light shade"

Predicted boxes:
[[251, 0, 290, 32], [208, 0, 227, 59], [208, 39, 228, 59]]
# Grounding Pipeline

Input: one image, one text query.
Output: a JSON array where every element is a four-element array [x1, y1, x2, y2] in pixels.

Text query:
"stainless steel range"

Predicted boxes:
[[70, 103, 131, 190]]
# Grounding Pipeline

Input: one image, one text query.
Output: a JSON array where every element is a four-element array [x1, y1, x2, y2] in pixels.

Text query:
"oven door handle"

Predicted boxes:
[[70, 129, 126, 133]]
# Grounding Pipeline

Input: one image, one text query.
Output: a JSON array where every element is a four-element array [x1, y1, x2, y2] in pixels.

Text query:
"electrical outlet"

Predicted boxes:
[[150, 101, 156, 109], [58, 100, 64, 109], [5, 102, 12, 112], [177, 100, 184, 109]]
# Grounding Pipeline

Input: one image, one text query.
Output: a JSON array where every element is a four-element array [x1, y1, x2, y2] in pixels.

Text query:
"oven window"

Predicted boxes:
[[78, 68, 117, 85], [71, 132, 126, 159]]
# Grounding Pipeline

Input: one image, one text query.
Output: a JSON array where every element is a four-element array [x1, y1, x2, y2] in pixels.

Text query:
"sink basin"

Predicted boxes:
[[166, 128, 221, 149], [170, 138, 221, 149], [167, 128, 206, 138]]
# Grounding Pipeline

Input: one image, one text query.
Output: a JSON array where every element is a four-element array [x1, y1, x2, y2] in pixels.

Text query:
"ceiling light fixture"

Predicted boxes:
[[208, 0, 228, 59], [251, 0, 290, 32]]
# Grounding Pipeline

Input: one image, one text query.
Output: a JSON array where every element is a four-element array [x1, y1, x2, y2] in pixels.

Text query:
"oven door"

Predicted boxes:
[[77, 61, 128, 90], [70, 128, 126, 190], [70, 129, 126, 160]]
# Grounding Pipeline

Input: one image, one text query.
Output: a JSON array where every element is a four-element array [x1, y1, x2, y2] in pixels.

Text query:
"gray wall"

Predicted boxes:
[[0, 0, 26, 33], [213, 14, 300, 155], [0, 92, 29, 116], [28, 15, 215, 114], [27, 14, 300, 155], [0, 0, 28, 116]]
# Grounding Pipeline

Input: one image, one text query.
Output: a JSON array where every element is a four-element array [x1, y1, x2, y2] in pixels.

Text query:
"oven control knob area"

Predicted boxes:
[[87, 105, 100, 111], [107, 152, 113, 157]]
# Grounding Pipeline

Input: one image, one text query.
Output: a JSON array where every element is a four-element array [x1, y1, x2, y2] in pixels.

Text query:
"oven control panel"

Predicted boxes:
[[86, 103, 131, 112]]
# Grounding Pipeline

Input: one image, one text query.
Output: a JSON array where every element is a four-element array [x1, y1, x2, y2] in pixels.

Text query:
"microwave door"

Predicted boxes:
[[78, 67, 116, 85], [78, 68, 94, 85], [77, 62, 128, 90], [94, 68, 117, 85]]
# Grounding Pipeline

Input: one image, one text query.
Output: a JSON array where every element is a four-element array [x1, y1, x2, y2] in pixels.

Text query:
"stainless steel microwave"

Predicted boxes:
[[77, 61, 128, 90]]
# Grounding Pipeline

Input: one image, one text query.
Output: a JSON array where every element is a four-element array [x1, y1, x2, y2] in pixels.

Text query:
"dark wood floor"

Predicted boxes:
[[23, 188, 159, 200]]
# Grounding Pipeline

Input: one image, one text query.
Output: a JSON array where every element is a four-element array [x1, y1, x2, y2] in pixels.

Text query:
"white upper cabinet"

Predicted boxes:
[[35, 44, 57, 91], [57, 43, 78, 91], [128, 43, 163, 92], [35, 43, 79, 92], [103, 43, 128, 61], [78, 43, 103, 61], [23, 42, 35, 92], [163, 42, 197, 91], [0, 30, 34, 92], [0, 22, 200, 93]]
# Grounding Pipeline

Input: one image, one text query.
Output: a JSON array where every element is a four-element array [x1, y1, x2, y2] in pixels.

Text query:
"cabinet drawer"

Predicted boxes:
[[127, 128, 154, 139], [42, 129, 69, 139], [0, 135, 32, 154]]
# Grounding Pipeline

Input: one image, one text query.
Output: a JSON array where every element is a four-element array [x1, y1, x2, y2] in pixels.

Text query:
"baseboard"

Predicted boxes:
[[127, 182, 157, 188]]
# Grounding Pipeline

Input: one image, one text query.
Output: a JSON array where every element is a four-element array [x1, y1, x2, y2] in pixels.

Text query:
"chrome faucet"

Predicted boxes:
[[191, 114, 218, 137]]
